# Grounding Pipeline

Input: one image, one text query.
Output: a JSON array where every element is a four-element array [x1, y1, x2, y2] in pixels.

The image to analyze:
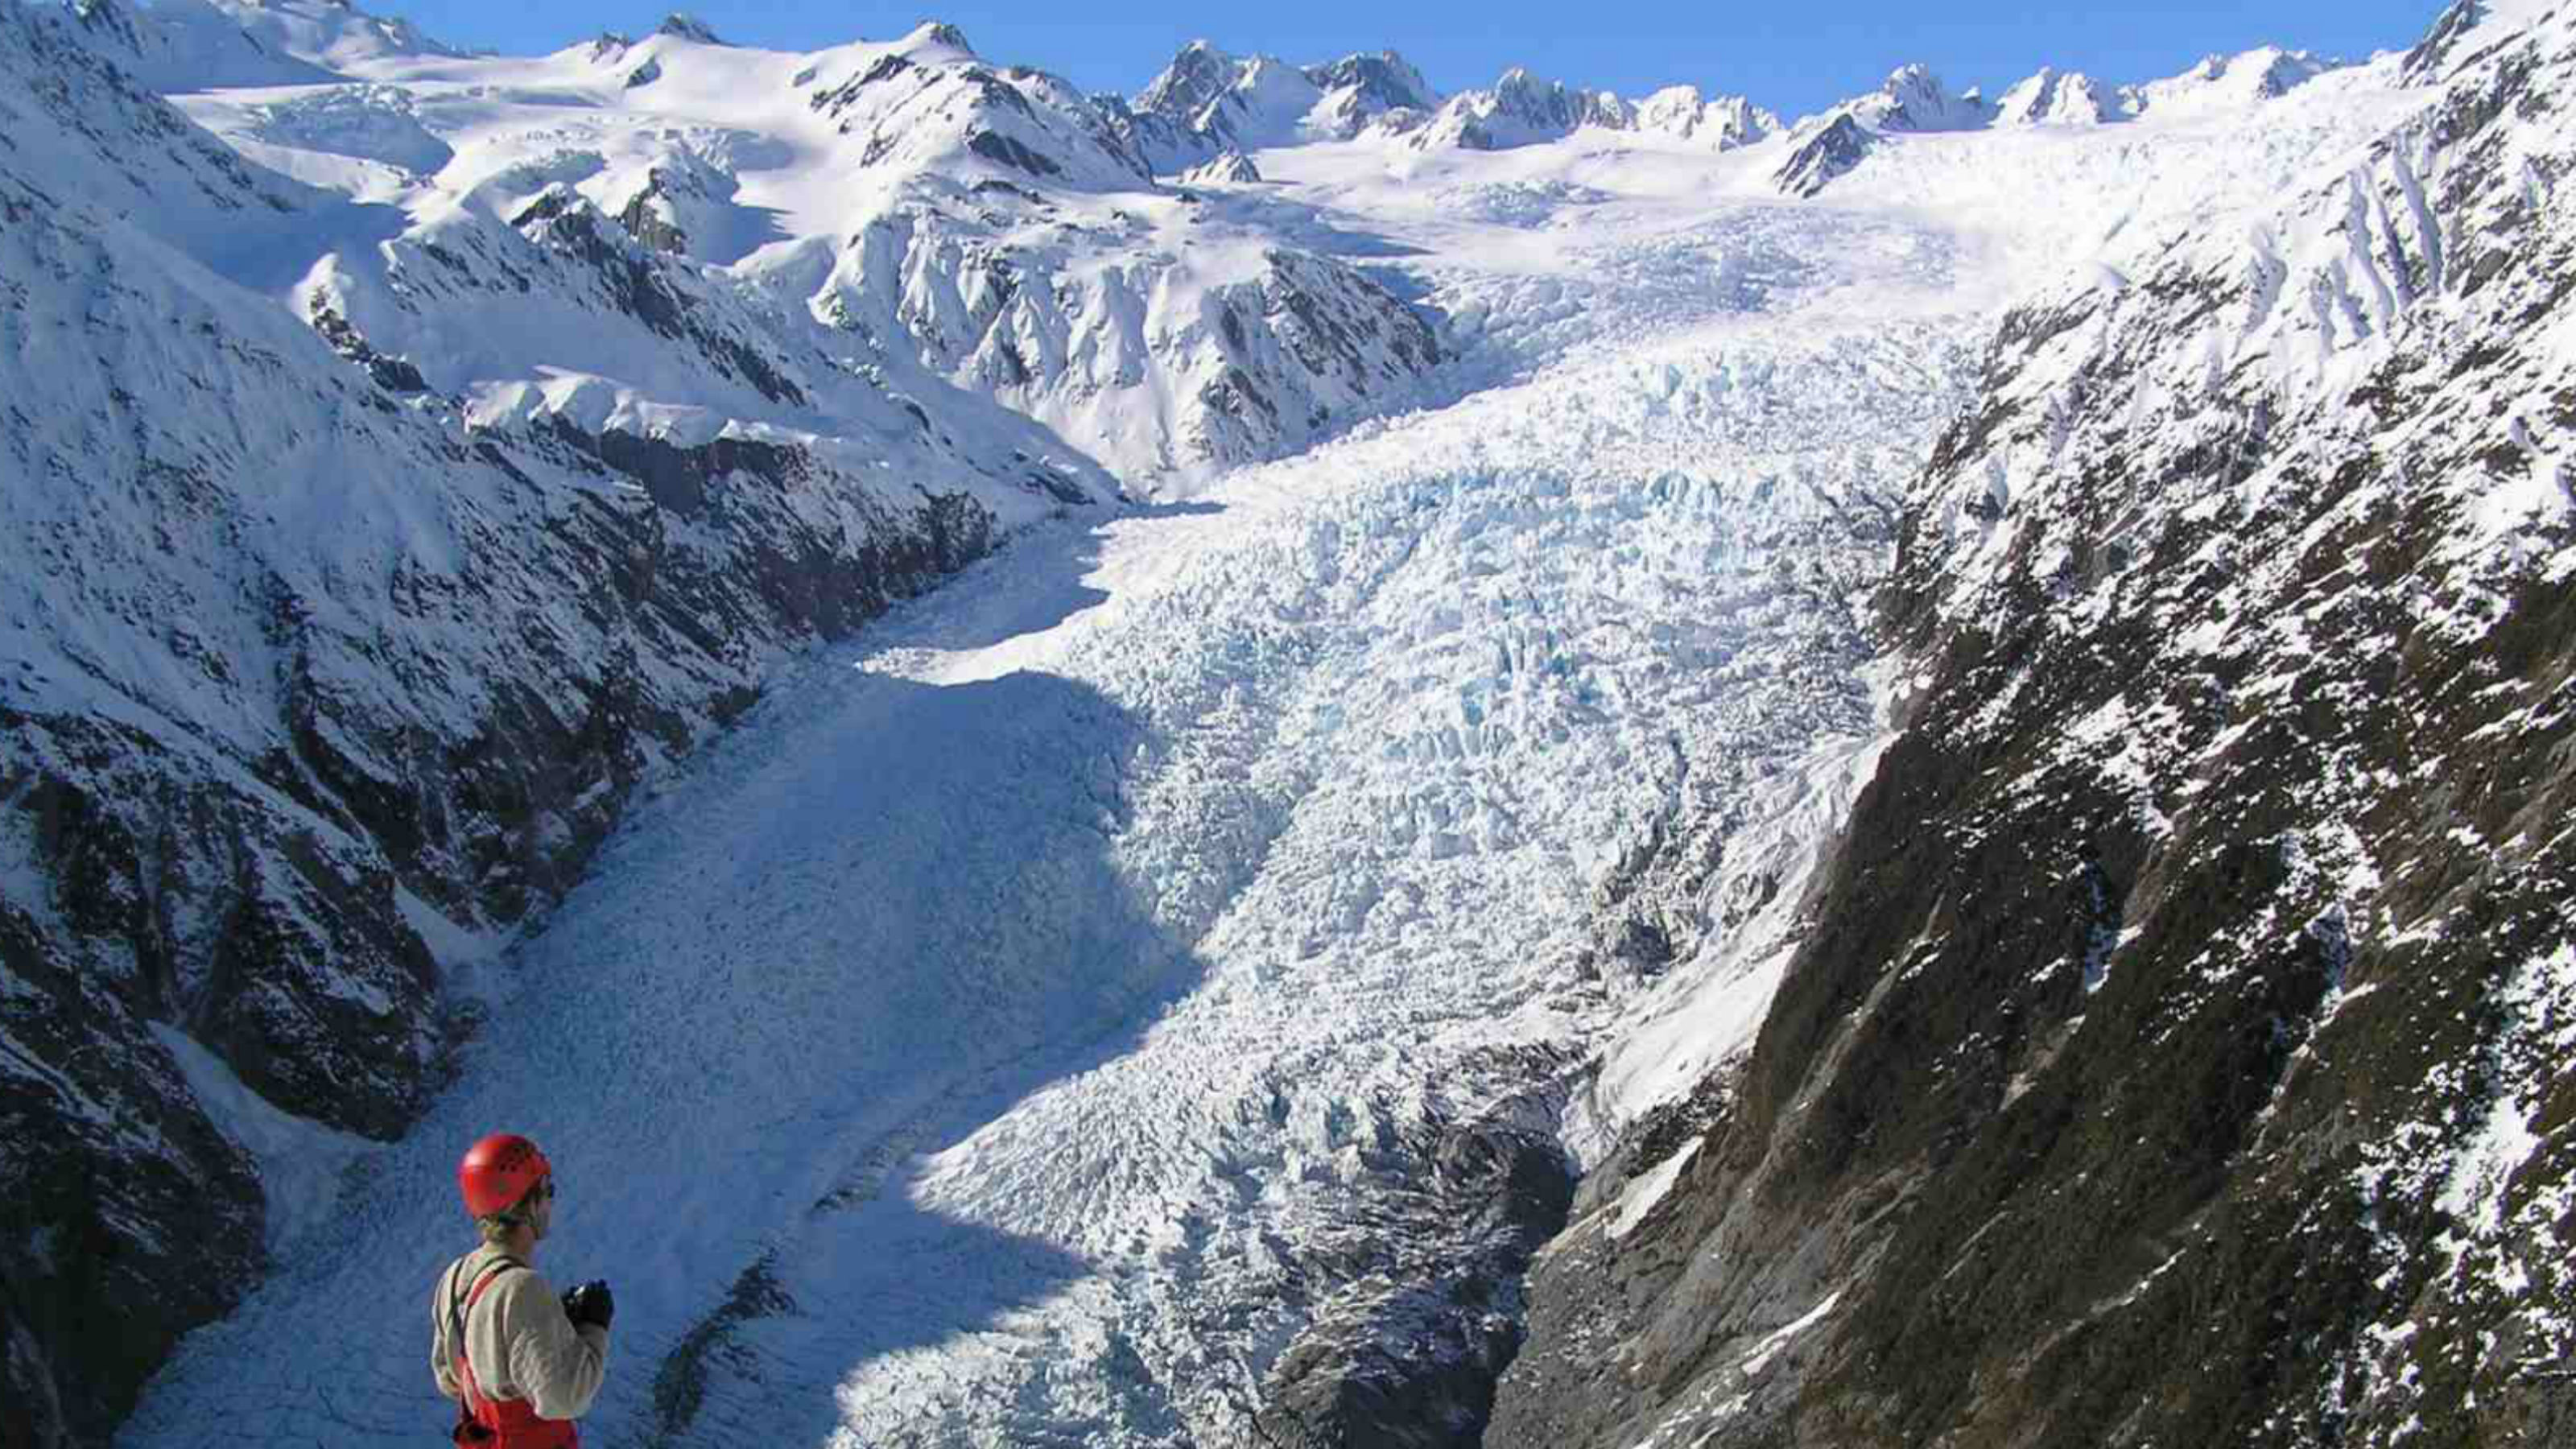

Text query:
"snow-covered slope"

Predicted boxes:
[[0, 3, 1113, 1437]]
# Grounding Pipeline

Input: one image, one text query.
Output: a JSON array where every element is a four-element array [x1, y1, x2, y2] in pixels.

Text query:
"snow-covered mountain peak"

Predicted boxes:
[[2405, 0, 2573, 80], [1852, 63, 1994, 132], [1410, 66, 1621, 150], [1134, 37, 1240, 114], [1633, 84, 1781, 146], [193, 0, 460, 70], [2126, 44, 2340, 115], [803, 38, 1152, 193], [1128, 38, 1435, 162], [898, 19, 976, 60], [1303, 49, 1435, 116], [1404, 64, 1775, 153], [1992, 66, 2116, 126], [1179, 147, 1262, 186], [654, 11, 724, 45]]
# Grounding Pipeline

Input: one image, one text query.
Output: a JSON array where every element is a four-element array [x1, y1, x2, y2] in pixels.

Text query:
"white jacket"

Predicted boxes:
[[430, 1245, 610, 1421]]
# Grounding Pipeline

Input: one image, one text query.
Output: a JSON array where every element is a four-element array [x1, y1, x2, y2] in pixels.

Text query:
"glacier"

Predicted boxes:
[[3, 0, 2562, 1445]]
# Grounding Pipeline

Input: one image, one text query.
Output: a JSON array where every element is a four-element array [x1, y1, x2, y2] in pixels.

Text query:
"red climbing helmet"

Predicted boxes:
[[458, 1133, 553, 1220]]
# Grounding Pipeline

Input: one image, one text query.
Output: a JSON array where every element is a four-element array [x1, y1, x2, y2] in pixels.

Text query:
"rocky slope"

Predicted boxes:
[[0, 6, 1116, 1441], [1493, 2, 2576, 1444]]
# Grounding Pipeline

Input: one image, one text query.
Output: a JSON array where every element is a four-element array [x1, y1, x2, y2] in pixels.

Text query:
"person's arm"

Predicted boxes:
[[429, 1262, 460, 1399], [495, 1272, 609, 1420]]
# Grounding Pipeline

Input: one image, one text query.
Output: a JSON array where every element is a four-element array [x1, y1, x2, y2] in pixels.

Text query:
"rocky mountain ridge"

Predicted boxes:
[[1493, 2, 2576, 1444]]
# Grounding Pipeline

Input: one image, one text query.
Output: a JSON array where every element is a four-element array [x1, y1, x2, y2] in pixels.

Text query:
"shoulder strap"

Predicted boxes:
[[448, 1253, 530, 1407]]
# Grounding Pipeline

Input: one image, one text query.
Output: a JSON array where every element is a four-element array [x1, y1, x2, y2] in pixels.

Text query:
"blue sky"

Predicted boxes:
[[389, 0, 2454, 118]]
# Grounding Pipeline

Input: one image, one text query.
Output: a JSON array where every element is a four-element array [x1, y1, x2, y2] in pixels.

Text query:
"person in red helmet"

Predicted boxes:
[[430, 1133, 613, 1446]]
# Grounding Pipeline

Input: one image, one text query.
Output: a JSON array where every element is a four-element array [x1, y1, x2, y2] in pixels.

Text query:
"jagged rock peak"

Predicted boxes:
[[1854, 63, 1992, 131], [656, 12, 724, 44], [1131, 39, 1436, 156], [1775, 112, 1871, 196], [589, 30, 634, 60], [1405, 65, 1776, 152], [1135, 38, 1241, 115], [903, 19, 974, 56], [1301, 50, 1435, 113], [2405, 0, 2491, 80]]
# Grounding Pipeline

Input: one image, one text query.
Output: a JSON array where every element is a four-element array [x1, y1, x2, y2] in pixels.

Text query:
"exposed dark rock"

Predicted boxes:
[[510, 188, 808, 406], [966, 128, 1063, 177], [2403, 0, 2487, 84], [1252, 1059, 1579, 1447], [308, 300, 427, 392], [655, 13, 723, 45], [1493, 10, 2576, 1445], [1301, 52, 1436, 116], [1775, 115, 1872, 199]]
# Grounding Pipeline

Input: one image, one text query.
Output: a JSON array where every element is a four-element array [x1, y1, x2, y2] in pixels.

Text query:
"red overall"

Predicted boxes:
[[448, 1257, 580, 1449]]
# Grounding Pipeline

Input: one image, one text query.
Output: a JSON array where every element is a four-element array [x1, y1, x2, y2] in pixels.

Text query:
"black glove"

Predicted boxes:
[[562, 1279, 614, 1332]]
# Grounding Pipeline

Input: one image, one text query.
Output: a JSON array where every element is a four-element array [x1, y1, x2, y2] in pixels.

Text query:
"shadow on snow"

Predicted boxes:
[[131, 514, 1221, 1447]]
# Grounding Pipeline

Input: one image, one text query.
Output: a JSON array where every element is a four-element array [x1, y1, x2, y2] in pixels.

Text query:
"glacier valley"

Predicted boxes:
[[3, 2, 2572, 1447]]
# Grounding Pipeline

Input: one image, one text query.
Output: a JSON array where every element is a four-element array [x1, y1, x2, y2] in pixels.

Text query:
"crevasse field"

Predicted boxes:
[[121, 20, 2429, 1446]]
